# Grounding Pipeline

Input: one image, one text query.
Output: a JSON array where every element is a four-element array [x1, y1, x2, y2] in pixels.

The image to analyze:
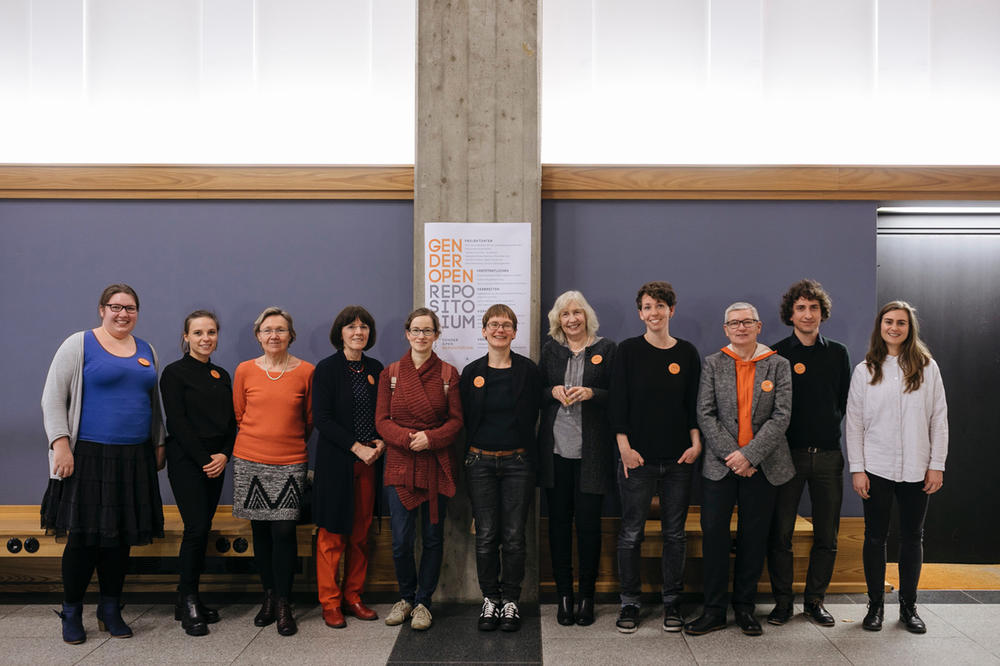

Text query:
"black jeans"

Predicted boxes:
[[168, 455, 224, 595], [701, 471, 777, 614], [62, 535, 130, 604], [616, 461, 693, 607], [466, 450, 534, 602], [387, 487, 448, 609], [767, 448, 843, 604], [251, 520, 298, 598], [546, 454, 604, 599], [862, 472, 929, 604]]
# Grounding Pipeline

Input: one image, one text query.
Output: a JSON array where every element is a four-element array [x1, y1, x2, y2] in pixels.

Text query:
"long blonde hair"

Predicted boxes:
[[864, 300, 931, 393]]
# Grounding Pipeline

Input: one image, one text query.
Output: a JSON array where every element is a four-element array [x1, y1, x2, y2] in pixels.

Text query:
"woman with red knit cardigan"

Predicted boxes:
[[375, 307, 463, 631]]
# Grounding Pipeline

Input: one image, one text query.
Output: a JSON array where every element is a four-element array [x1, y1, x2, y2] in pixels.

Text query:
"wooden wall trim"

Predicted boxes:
[[2, 164, 999, 200]]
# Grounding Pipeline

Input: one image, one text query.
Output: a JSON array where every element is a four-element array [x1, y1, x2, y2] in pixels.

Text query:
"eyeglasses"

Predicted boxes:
[[104, 304, 138, 314], [260, 328, 289, 336], [408, 328, 436, 337], [725, 319, 759, 329], [486, 321, 514, 331]]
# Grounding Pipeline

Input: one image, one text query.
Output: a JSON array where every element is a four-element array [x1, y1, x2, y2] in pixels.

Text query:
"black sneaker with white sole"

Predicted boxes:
[[616, 604, 640, 633], [499, 601, 521, 632], [662, 604, 684, 632], [478, 597, 500, 631]]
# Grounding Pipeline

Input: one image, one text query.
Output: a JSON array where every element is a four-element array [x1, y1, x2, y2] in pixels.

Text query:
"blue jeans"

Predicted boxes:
[[465, 450, 534, 602], [616, 461, 693, 607], [386, 487, 448, 609]]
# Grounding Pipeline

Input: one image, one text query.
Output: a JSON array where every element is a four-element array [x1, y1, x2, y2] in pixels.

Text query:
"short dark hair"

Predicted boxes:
[[99, 283, 140, 310], [481, 304, 517, 330], [405, 307, 441, 333], [635, 281, 676, 309], [330, 305, 377, 350], [779, 279, 832, 325]]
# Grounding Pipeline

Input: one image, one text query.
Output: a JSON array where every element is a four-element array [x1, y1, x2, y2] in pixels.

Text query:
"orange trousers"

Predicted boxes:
[[316, 461, 375, 611]]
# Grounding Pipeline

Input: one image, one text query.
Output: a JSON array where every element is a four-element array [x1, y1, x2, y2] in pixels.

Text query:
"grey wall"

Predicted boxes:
[[540, 200, 878, 516], [0, 199, 414, 504]]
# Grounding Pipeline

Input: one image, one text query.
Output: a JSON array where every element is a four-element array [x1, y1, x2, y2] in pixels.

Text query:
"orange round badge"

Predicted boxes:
[[793, 362, 806, 375], [137, 357, 151, 367], [761, 380, 774, 392], [367, 374, 375, 385], [591, 354, 603, 365], [668, 363, 681, 375], [210, 369, 221, 379], [473, 376, 486, 388]]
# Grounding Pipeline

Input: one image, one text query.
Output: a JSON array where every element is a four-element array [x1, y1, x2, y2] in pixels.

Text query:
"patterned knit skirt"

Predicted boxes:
[[232, 457, 307, 521], [40, 439, 165, 547]]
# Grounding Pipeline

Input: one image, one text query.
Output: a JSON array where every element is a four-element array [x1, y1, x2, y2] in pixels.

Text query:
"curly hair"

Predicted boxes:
[[779, 279, 832, 326], [635, 281, 676, 308]]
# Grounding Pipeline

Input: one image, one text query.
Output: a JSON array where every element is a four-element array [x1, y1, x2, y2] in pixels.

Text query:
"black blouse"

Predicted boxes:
[[160, 353, 237, 467]]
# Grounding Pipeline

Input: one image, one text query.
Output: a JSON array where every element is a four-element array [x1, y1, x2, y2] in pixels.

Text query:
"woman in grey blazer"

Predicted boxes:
[[685, 302, 793, 637]]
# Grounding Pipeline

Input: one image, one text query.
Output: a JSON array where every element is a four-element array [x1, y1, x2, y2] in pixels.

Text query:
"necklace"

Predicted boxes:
[[264, 354, 290, 381], [347, 359, 365, 373]]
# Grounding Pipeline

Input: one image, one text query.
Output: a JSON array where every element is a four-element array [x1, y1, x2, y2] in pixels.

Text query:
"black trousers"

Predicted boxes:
[[862, 472, 929, 604], [767, 448, 843, 604], [62, 535, 130, 604], [168, 455, 224, 595], [701, 471, 778, 613], [546, 454, 604, 598], [251, 520, 298, 598]]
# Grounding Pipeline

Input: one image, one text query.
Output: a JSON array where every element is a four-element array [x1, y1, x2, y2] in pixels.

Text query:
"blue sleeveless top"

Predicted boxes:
[[77, 330, 157, 445]]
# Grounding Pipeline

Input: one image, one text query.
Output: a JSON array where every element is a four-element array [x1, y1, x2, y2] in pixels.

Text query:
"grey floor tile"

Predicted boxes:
[[0, 603, 151, 639], [682, 609, 848, 664], [965, 590, 1000, 604], [832, 635, 1000, 665], [0, 637, 107, 666], [921, 603, 1000, 656], [77, 604, 261, 664], [916, 590, 979, 603], [823, 603, 965, 638]]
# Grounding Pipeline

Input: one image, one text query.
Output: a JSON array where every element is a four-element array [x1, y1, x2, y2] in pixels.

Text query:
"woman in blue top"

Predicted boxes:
[[41, 284, 166, 645]]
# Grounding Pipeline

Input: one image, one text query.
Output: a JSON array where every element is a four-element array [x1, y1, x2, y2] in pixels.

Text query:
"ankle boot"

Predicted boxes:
[[55, 602, 86, 644], [576, 597, 595, 626], [862, 599, 884, 631], [899, 602, 927, 634], [254, 589, 276, 627], [276, 598, 297, 636], [175, 591, 220, 625], [557, 595, 575, 626], [176, 593, 209, 636], [96, 597, 133, 638]]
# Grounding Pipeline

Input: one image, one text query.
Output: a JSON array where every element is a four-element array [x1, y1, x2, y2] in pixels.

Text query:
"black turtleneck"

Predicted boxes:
[[159, 354, 237, 466]]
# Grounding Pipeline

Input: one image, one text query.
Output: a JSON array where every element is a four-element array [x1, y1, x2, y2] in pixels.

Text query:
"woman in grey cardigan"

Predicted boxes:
[[537, 290, 616, 627], [685, 302, 792, 638], [41, 283, 166, 645]]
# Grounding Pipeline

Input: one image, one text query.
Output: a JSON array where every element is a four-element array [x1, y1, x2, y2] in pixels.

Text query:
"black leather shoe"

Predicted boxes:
[[767, 604, 793, 625], [684, 613, 726, 635], [254, 589, 276, 627], [275, 598, 297, 636], [735, 609, 763, 636], [575, 597, 595, 626], [176, 594, 209, 637], [197, 600, 219, 624], [862, 601, 884, 631], [804, 600, 835, 626], [557, 595, 575, 626], [899, 602, 927, 634]]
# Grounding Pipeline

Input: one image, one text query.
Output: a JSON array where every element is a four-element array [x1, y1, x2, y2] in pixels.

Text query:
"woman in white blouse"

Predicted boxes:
[[846, 301, 947, 635]]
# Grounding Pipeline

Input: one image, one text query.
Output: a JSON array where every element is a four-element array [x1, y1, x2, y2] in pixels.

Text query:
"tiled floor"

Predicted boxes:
[[4, 595, 998, 665]]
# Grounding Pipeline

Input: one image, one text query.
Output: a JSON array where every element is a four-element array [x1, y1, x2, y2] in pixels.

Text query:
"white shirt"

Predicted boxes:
[[845, 355, 948, 483]]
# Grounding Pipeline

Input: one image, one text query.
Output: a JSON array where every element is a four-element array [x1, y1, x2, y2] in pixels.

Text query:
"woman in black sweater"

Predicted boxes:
[[160, 310, 236, 636], [537, 291, 616, 627]]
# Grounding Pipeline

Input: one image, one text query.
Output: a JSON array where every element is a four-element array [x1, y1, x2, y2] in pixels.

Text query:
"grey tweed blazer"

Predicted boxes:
[[697, 348, 794, 486]]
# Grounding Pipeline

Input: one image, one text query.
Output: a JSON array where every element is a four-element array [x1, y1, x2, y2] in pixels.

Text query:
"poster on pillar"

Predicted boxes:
[[424, 222, 532, 370]]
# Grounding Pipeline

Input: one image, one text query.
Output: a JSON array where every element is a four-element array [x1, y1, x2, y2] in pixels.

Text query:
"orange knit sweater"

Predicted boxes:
[[233, 360, 314, 465]]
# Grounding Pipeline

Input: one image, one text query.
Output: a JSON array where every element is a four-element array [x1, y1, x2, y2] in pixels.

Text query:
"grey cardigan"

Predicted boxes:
[[41, 331, 166, 458], [697, 347, 794, 486]]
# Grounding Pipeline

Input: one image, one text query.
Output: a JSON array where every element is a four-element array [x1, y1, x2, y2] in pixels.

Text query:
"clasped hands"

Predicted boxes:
[[552, 384, 593, 406], [724, 450, 756, 477], [352, 439, 386, 465]]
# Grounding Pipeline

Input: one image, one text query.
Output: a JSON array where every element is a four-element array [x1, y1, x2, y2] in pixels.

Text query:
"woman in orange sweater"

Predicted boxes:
[[375, 308, 463, 631], [232, 306, 314, 637]]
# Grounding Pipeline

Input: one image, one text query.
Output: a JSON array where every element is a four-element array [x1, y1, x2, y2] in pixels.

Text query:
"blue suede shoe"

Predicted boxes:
[[55, 603, 86, 644], [96, 597, 133, 638]]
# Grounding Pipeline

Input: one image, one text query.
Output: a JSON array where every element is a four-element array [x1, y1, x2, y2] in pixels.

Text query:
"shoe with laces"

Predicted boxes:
[[385, 600, 413, 626], [662, 604, 684, 632], [410, 604, 433, 631], [616, 604, 640, 633], [478, 597, 500, 632], [499, 601, 521, 632]]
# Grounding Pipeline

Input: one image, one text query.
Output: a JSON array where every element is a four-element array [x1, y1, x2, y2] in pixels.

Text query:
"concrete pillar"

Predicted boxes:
[[414, 0, 541, 602]]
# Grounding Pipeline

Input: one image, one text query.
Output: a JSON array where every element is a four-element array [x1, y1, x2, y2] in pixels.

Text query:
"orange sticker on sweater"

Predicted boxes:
[[210, 369, 221, 379], [473, 376, 485, 388], [367, 374, 375, 385], [668, 363, 680, 375], [137, 357, 151, 367], [793, 363, 806, 375], [761, 380, 774, 392], [591, 354, 603, 365]]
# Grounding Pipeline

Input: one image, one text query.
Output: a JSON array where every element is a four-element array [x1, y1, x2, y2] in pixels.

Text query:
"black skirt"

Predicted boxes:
[[41, 440, 165, 547]]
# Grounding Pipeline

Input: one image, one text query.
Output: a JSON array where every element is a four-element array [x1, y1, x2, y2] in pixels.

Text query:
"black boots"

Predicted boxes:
[[862, 599, 884, 631], [899, 601, 927, 634], [276, 598, 297, 636], [254, 589, 277, 627], [557, 595, 575, 626], [175, 593, 209, 636]]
